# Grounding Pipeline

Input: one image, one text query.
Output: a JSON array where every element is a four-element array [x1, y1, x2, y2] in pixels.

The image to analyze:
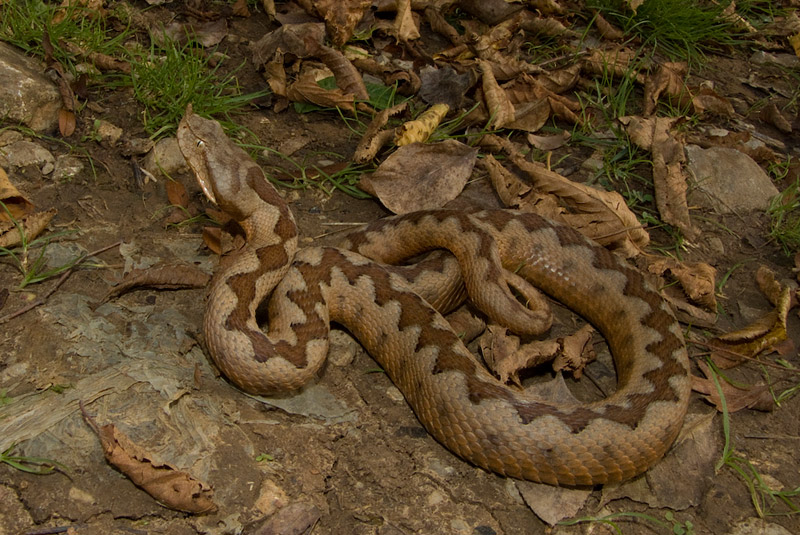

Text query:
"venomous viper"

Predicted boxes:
[[176, 108, 690, 487]]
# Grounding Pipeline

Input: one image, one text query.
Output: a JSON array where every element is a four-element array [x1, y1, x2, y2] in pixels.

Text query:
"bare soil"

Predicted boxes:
[[1, 3, 800, 535]]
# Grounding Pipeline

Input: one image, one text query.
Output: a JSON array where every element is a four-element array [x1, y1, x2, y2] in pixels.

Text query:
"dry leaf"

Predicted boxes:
[[481, 154, 532, 207], [692, 361, 774, 412], [760, 102, 793, 133], [394, 0, 420, 41], [353, 102, 408, 162], [250, 22, 325, 65], [553, 324, 596, 378], [80, 404, 216, 514], [594, 13, 624, 40], [480, 325, 560, 385], [479, 60, 515, 128], [643, 62, 688, 116], [0, 209, 57, 249], [622, 115, 697, 239], [232, 0, 250, 16], [791, 32, 800, 57], [0, 168, 35, 220], [583, 47, 645, 83], [305, 39, 369, 100], [709, 285, 792, 367], [509, 154, 649, 256], [527, 130, 571, 151], [692, 86, 735, 116], [425, 6, 464, 44], [313, 0, 372, 47], [286, 74, 355, 112], [367, 140, 477, 214], [647, 257, 717, 310], [394, 103, 449, 146]]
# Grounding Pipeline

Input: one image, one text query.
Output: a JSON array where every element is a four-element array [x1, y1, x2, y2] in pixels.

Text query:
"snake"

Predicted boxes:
[[176, 108, 690, 486]]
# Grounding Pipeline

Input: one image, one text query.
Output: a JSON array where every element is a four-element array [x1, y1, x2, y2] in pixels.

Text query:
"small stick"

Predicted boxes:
[[691, 339, 800, 374], [0, 240, 121, 324]]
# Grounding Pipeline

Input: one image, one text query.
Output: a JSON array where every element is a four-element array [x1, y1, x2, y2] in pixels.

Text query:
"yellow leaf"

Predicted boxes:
[[790, 32, 800, 58], [394, 103, 449, 146]]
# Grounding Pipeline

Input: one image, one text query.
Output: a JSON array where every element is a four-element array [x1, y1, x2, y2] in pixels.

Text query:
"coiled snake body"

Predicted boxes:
[[177, 110, 690, 486]]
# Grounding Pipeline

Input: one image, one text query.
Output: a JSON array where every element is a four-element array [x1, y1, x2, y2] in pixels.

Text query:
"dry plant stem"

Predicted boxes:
[[0, 240, 122, 324], [692, 340, 800, 374]]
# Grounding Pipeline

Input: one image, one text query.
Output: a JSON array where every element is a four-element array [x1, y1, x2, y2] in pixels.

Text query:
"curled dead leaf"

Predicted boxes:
[[394, 103, 449, 146], [709, 284, 792, 368], [479, 60, 515, 129], [286, 74, 355, 112], [553, 324, 596, 379], [0, 168, 36, 220], [80, 403, 217, 514], [480, 325, 560, 385], [647, 257, 717, 310]]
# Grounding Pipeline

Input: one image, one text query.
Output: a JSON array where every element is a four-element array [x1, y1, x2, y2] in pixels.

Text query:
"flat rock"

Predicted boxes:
[[685, 145, 778, 213], [0, 42, 61, 132]]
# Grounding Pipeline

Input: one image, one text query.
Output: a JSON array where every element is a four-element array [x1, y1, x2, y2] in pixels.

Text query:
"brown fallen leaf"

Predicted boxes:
[[479, 60, 515, 129], [312, 0, 372, 47], [760, 102, 793, 133], [80, 402, 217, 514], [553, 324, 596, 379], [508, 153, 649, 256], [594, 12, 624, 40], [0, 167, 35, 220], [583, 47, 645, 83], [643, 62, 688, 116], [0, 209, 58, 249], [365, 140, 477, 214], [691, 85, 735, 117], [256, 502, 322, 535], [286, 73, 355, 112], [692, 361, 774, 413], [353, 101, 408, 162], [232, 0, 250, 17], [424, 6, 465, 45], [394, 103, 449, 146], [393, 0, 420, 41], [305, 38, 369, 100], [480, 325, 560, 385], [481, 154, 533, 208], [527, 130, 571, 151], [647, 257, 717, 310], [621, 115, 698, 239]]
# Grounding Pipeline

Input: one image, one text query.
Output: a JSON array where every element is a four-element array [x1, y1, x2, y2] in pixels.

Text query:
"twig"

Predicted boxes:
[[0, 240, 121, 324], [691, 339, 800, 374]]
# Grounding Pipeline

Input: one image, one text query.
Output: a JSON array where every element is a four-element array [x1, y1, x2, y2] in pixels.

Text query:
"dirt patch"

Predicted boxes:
[[2, 2, 800, 535]]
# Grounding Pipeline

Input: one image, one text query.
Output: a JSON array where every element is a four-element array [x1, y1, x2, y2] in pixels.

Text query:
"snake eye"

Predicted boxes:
[[196, 140, 204, 148]]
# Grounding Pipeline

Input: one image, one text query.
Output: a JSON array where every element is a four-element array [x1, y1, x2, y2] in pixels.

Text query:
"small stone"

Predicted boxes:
[[328, 329, 358, 366], [0, 42, 61, 132], [685, 145, 778, 213], [2, 139, 55, 172], [142, 137, 187, 177], [254, 478, 289, 517], [96, 119, 123, 144]]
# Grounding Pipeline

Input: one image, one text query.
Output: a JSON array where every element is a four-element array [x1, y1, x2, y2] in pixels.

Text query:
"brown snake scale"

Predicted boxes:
[[177, 109, 690, 486]]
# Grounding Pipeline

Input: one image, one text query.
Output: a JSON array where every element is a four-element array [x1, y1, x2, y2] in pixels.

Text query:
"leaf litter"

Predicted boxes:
[[1, 0, 800, 532]]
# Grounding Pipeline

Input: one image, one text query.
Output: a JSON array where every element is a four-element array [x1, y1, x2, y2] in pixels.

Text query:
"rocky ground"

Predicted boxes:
[[1, 1, 800, 534]]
